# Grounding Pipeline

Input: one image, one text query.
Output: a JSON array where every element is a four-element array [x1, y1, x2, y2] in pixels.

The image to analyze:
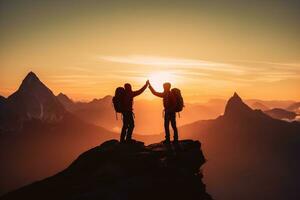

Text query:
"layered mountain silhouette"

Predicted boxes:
[[0, 72, 66, 132], [1, 72, 300, 200], [245, 99, 296, 109], [56, 93, 117, 132], [250, 101, 269, 111], [1, 140, 212, 200], [179, 93, 300, 200], [265, 108, 297, 120], [0, 72, 118, 194], [56, 93, 224, 134], [286, 102, 300, 113]]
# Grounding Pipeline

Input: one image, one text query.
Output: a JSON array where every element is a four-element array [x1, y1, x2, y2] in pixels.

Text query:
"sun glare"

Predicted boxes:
[[148, 72, 174, 92]]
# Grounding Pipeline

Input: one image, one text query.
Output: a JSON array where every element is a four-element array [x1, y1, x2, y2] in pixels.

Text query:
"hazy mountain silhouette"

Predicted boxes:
[[179, 93, 300, 200], [0, 72, 66, 132], [286, 102, 300, 113], [56, 93, 117, 132], [1, 72, 299, 199], [265, 108, 297, 120], [57, 93, 225, 134], [250, 101, 269, 111], [57, 93, 113, 113], [245, 99, 296, 109], [224, 92, 254, 117], [56, 93, 74, 111], [0, 72, 118, 195], [1, 139, 212, 200]]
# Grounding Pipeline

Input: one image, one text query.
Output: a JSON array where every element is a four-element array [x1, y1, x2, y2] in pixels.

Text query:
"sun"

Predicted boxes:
[[148, 72, 174, 92]]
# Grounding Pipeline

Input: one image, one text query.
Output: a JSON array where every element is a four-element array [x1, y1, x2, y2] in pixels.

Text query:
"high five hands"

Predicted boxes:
[[146, 80, 152, 88]]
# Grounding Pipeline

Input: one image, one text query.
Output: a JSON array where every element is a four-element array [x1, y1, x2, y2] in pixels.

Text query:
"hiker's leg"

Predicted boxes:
[[120, 113, 129, 142], [170, 112, 178, 141], [126, 112, 135, 141], [164, 112, 170, 142]]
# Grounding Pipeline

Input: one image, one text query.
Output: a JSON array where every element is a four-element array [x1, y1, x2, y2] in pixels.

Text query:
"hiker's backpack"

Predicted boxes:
[[171, 88, 184, 112], [112, 87, 126, 113]]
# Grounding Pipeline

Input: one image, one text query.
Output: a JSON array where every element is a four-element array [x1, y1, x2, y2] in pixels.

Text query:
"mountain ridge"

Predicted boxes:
[[178, 92, 300, 200], [0, 72, 66, 132]]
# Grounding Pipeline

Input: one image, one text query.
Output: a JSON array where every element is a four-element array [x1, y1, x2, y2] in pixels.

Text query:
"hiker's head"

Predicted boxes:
[[124, 83, 132, 92], [163, 82, 171, 91]]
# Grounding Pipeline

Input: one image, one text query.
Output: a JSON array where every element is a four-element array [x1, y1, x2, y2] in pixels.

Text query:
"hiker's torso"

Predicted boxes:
[[163, 91, 175, 112], [123, 92, 134, 111]]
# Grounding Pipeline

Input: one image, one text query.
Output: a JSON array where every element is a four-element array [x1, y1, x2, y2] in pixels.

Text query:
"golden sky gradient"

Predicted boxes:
[[0, 0, 300, 102]]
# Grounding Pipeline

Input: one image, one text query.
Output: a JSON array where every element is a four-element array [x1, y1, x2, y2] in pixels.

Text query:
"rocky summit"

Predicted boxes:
[[1, 140, 212, 200]]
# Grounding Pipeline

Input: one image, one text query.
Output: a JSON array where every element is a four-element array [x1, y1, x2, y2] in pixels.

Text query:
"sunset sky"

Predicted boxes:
[[0, 0, 299, 102]]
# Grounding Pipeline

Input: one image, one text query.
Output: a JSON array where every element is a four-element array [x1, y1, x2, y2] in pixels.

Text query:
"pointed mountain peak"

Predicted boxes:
[[19, 71, 44, 91], [224, 92, 253, 117], [232, 92, 242, 100], [5, 71, 66, 125], [24, 71, 40, 82], [57, 93, 74, 104]]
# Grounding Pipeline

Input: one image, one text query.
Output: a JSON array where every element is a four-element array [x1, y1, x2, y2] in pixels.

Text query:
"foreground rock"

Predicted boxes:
[[1, 140, 212, 200]]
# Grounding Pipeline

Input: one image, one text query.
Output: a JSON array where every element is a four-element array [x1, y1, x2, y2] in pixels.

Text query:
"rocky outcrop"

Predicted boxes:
[[1, 140, 212, 200]]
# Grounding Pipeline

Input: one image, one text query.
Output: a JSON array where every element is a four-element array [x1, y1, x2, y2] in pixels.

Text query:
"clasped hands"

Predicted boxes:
[[145, 80, 152, 88]]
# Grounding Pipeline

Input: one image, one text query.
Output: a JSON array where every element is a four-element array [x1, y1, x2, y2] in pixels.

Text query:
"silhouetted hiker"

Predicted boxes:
[[113, 81, 149, 143], [148, 82, 184, 144]]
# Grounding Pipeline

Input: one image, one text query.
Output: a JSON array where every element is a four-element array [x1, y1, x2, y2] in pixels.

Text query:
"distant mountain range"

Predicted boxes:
[[179, 93, 300, 200], [246, 99, 297, 110], [1, 72, 299, 200], [250, 101, 269, 111], [286, 102, 300, 113], [264, 108, 297, 120], [55, 92, 299, 133], [56, 92, 226, 134], [0, 72, 66, 132]]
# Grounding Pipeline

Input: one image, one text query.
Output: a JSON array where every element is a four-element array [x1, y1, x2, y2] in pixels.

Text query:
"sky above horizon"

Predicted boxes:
[[0, 0, 300, 102]]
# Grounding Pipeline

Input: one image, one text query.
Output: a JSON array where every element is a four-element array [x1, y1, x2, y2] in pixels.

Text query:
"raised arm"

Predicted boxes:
[[132, 81, 148, 97], [149, 84, 164, 98]]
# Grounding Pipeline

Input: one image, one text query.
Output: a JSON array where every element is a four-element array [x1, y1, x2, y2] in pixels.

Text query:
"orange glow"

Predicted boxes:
[[148, 71, 174, 92]]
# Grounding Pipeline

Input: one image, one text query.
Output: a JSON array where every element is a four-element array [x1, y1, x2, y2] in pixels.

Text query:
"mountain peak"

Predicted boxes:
[[233, 92, 240, 98], [224, 92, 253, 117], [57, 93, 74, 106], [24, 71, 40, 82], [57, 93, 71, 100], [19, 71, 43, 91], [3, 71, 66, 128]]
